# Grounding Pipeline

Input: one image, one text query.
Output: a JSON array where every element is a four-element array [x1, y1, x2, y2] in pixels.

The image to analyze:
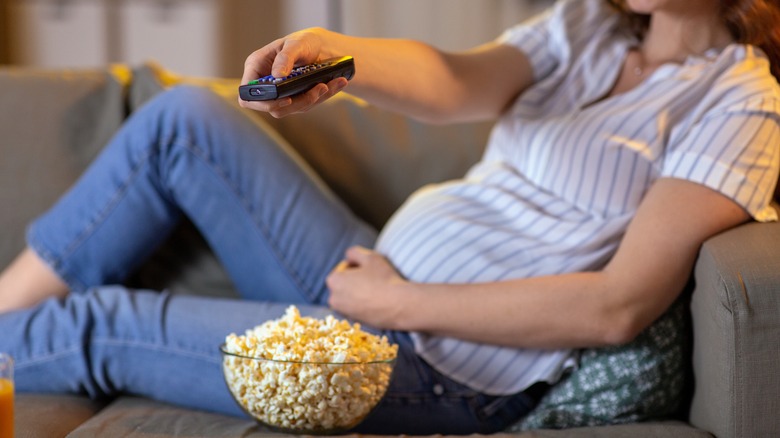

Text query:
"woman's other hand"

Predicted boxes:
[[326, 246, 411, 330]]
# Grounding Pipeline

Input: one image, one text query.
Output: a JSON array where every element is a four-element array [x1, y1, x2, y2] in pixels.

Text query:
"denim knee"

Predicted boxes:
[[22, 88, 224, 291]]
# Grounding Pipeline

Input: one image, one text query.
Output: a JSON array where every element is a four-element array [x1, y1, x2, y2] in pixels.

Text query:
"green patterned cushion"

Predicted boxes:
[[508, 298, 690, 431]]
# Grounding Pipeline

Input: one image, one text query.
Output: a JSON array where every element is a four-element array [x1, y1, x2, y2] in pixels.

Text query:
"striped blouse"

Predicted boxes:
[[374, 0, 780, 395]]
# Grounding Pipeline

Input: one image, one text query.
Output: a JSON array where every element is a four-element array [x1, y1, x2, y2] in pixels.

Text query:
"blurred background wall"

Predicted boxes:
[[0, 0, 551, 78]]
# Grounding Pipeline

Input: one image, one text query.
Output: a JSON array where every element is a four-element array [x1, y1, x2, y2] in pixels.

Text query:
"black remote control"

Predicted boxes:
[[239, 56, 355, 101]]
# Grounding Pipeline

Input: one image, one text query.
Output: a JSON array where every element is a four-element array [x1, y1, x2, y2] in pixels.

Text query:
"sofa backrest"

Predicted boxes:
[[0, 66, 130, 269]]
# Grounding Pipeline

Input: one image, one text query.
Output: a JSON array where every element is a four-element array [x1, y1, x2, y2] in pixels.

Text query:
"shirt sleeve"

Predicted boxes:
[[495, 0, 616, 81], [662, 96, 780, 222]]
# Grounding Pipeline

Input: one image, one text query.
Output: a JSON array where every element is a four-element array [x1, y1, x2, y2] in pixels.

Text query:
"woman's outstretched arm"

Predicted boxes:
[[238, 27, 535, 124]]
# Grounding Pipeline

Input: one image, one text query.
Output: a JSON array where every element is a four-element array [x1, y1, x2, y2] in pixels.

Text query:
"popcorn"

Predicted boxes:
[[222, 306, 398, 431]]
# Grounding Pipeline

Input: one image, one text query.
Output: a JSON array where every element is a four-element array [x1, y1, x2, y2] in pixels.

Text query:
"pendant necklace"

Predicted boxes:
[[633, 50, 645, 77]]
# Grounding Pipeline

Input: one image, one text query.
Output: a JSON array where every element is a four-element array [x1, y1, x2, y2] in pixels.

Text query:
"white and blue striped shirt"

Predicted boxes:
[[375, 0, 780, 395]]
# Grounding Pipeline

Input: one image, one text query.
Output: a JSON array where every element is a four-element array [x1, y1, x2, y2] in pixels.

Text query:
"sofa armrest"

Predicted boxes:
[[689, 221, 780, 438]]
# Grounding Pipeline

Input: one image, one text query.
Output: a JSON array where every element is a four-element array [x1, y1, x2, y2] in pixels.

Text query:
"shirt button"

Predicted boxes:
[[432, 384, 445, 396]]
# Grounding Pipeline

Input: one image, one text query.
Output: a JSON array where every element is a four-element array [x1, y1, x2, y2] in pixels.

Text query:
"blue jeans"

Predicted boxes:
[[0, 86, 538, 434]]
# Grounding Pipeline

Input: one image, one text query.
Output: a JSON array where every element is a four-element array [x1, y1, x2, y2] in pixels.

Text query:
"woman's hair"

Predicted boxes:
[[605, 0, 780, 81]]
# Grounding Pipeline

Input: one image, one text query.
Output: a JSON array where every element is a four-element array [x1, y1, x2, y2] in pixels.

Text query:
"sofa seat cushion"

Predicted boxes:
[[47, 395, 709, 437], [65, 396, 272, 437], [15, 393, 108, 437]]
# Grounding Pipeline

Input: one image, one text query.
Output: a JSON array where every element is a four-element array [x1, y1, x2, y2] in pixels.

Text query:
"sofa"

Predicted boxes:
[[1, 63, 778, 438]]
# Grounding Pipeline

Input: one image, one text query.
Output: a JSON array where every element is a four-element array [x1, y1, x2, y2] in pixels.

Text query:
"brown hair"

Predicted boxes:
[[605, 0, 780, 81]]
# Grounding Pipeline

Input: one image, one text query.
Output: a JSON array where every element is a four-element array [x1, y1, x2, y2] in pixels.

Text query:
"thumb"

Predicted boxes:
[[270, 50, 295, 78], [271, 31, 324, 77]]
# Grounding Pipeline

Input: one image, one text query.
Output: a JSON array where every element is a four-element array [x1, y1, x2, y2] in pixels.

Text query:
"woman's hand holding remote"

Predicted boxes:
[[238, 28, 349, 118]]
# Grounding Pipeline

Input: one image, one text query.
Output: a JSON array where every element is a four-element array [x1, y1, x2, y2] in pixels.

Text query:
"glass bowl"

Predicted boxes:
[[220, 344, 395, 434]]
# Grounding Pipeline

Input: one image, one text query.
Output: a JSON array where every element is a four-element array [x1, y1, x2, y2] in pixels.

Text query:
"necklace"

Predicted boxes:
[[632, 49, 647, 77]]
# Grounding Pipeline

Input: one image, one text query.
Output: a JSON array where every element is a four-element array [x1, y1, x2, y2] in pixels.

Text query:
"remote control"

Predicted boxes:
[[239, 56, 355, 101]]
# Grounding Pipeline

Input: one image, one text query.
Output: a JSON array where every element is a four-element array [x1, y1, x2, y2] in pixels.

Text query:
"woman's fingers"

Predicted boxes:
[[240, 77, 349, 118]]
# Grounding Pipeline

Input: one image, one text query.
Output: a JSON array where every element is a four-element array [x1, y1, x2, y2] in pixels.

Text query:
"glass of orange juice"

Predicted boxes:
[[0, 353, 13, 438]]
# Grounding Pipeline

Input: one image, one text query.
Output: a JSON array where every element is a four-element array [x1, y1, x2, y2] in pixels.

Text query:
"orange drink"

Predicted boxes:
[[0, 378, 12, 438], [0, 353, 12, 438]]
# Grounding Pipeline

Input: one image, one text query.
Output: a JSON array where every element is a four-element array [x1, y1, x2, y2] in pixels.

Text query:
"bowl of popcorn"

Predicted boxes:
[[220, 306, 398, 434]]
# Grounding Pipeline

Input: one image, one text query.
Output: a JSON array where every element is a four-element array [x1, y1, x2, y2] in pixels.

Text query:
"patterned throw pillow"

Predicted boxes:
[[507, 298, 689, 431]]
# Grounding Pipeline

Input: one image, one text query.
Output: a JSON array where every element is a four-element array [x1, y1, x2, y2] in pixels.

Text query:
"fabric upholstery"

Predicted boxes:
[[689, 221, 780, 438], [14, 393, 107, 438], [496, 422, 712, 438], [0, 66, 130, 270], [65, 396, 708, 438], [67, 396, 274, 437], [511, 298, 690, 431]]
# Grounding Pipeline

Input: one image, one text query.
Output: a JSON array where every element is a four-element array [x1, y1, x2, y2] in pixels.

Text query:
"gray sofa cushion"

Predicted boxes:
[[63, 395, 707, 438], [0, 66, 129, 270]]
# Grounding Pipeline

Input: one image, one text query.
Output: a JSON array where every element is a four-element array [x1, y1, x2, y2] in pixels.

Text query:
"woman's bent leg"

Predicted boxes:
[[27, 86, 375, 303], [0, 84, 387, 419]]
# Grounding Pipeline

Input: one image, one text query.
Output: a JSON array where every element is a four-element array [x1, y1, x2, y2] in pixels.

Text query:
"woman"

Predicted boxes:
[[1, 0, 778, 434]]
